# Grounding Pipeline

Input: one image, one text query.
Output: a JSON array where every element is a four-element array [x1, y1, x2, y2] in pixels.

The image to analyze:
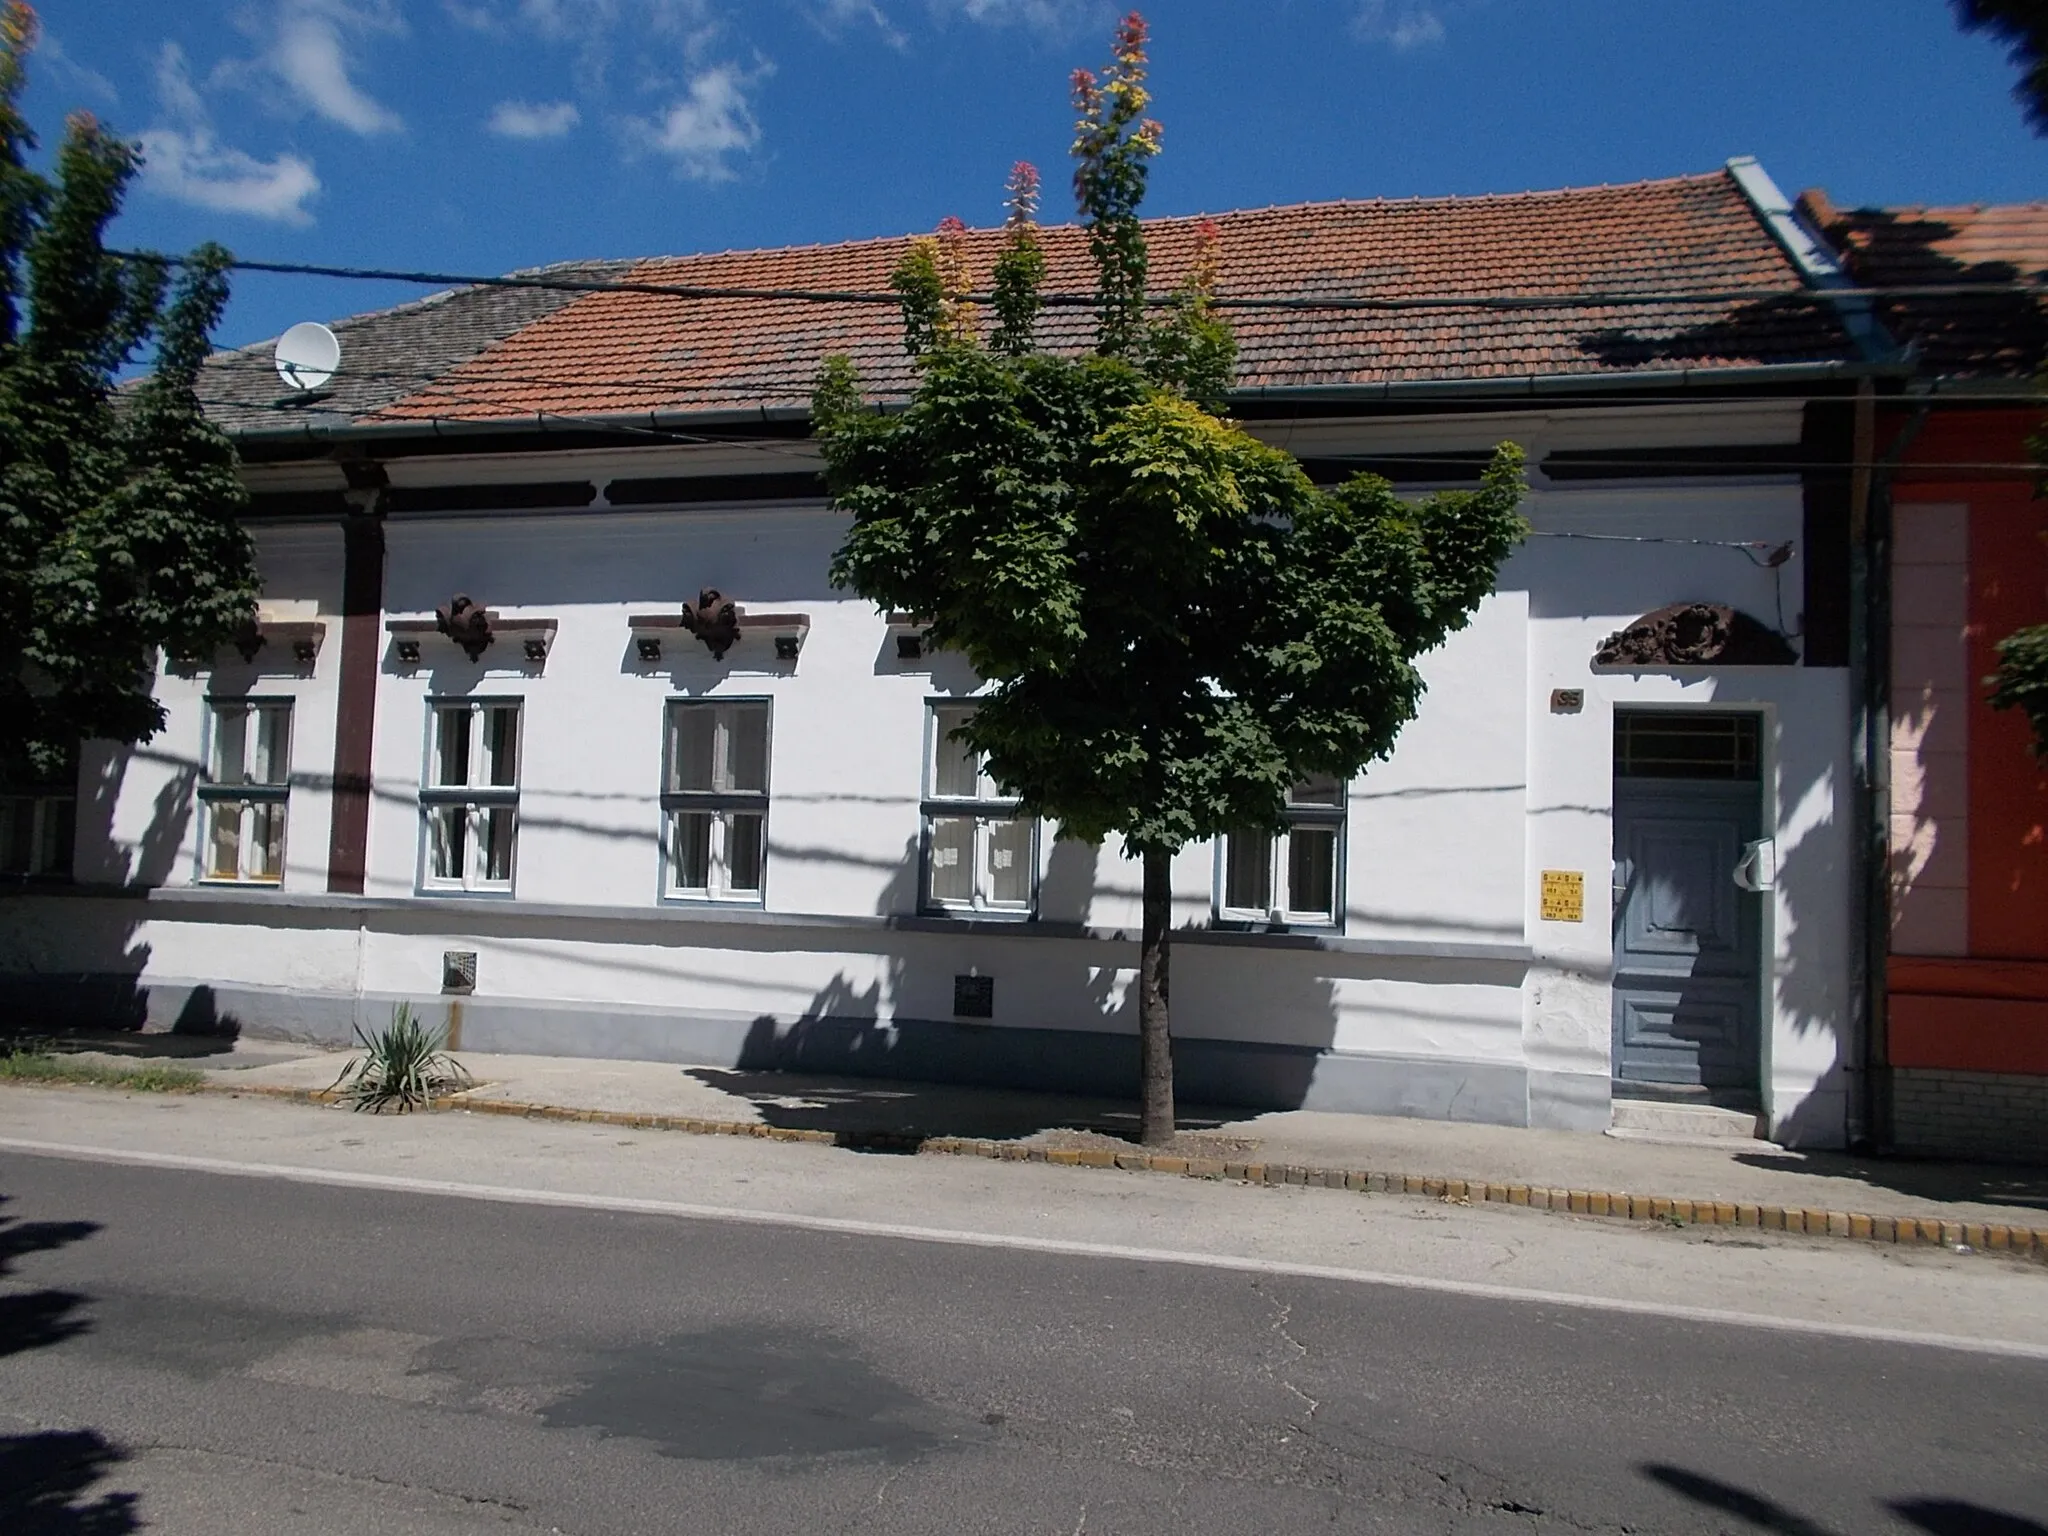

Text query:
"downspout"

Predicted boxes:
[[1849, 386, 1933, 1152], [1727, 156, 1916, 1153]]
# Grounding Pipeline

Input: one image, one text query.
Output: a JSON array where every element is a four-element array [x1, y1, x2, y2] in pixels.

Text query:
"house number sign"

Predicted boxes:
[[1539, 870, 1584, 923]]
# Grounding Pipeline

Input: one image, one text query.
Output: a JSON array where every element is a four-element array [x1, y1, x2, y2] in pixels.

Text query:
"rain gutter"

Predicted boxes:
[[225, 362, 1914, 452]]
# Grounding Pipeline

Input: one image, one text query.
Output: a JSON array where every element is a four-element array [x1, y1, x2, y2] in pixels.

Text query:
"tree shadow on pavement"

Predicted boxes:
[[1727, 1148, 2048, 1215], [1643, 1464, 1840, 1535], [1890, 1499, 2048, 1536], [683, 1066, 1235, 1152], [0, 1198, 137, 1533], [0, 1430, 140, 1535], [0, 1197, 100, 1360], [1643, 1464, 2048, 1536]]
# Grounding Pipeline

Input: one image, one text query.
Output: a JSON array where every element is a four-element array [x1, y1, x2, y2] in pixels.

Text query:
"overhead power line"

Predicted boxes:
[[113, 249, 2048, 316]]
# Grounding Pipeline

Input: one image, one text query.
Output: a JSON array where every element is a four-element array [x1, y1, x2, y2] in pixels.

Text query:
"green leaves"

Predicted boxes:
[[0, 20, 256, 786], [815, 9, 1527, 864], [1988, 623, 2048, 758], [330, 1003, 475, 1113], [818, 335, 1529, 858]]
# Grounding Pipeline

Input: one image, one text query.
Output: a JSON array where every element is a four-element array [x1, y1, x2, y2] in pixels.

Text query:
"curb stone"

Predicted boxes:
[[201, 1079, 2048, 1265]]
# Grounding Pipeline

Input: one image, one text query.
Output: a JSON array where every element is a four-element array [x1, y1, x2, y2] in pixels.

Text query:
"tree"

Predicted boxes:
[[0, 2, 257, 790], [814, 12, 1526, 1144], [1955, 0, 2048, 133], [1988, 627, 2048, 756]]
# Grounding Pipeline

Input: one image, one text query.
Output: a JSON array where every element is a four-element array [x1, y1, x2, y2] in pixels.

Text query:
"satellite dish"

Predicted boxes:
[[274, 321, 340, 392]]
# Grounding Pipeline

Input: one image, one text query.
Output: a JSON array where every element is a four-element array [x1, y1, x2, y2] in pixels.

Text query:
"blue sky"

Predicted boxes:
[[20, 0, 2048, 351]]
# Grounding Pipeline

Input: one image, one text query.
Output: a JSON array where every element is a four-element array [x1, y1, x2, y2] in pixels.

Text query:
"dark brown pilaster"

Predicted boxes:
[[327, 492, 386, 893], [1799, 397, 1856, 668]]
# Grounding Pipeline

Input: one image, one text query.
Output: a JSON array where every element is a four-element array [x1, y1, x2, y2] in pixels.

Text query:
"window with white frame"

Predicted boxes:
[[924, 704, 1034, 914], [421, 699, 520, 892], [1218, 774, 1344, 927], [0, 790, 75, 878], [199, 700, 292, 883], [664, 700, 770, 901]]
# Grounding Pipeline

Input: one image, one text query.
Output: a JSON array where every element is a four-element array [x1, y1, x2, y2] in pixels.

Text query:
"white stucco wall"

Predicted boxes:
[[76, 521, 345, 894], [14, 406, 1863, 1141]]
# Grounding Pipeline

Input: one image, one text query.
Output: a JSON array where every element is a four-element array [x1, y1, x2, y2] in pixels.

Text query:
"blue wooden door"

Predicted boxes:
[[1610, 780, 1763, 1100]]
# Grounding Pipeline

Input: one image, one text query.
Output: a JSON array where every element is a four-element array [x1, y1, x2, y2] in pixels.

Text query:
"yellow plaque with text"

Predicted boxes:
[[1540, 869, 1584, 922]]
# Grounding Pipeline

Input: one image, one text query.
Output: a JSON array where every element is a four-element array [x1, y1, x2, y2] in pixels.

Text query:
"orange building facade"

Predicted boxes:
[[1888, 407, 2048, 1155], [1805, 191, 2048, 1159]]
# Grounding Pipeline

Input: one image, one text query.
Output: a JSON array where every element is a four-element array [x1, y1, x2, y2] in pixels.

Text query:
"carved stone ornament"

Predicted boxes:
[[436, 594, 494, 662], [1593, 603, 1797, 668], [680, 587, 741, 660]]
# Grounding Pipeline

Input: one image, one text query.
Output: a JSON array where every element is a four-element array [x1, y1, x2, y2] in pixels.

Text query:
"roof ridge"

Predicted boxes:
[[623, 168, 1743, 267], [1831, 199, 2048, 220], [205, 255, 646, 364]]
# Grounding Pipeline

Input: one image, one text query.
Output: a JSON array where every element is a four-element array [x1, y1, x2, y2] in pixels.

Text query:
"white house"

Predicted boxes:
[[0, 160, 1902, 1145]]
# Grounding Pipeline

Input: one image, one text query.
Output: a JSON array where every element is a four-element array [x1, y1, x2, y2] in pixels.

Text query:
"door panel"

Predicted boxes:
[[1612, 781, 1762, 1099]]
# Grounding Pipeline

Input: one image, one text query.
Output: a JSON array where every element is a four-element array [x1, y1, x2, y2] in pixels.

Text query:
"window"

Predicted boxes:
[[1615, 711, 1760, 781], [664, 700, 770, 901], [923, 704, 1034, 914], [422, 700, 520, 892], [198, 700, 292, 883], [0, 791, 74, 878], [1218, 774, 1344, 927]]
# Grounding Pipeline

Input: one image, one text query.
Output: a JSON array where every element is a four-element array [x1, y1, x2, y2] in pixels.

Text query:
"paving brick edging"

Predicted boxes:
[[207, 1081, 2048, 1263]]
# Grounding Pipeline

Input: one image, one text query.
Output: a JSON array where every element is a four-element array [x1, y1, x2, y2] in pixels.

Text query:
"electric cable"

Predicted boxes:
[[112, 247, 2048, 316]]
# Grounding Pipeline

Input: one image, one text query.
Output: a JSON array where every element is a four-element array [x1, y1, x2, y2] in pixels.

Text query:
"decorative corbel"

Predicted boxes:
[[1593, 603, 1797, 668], [680, 587, 741, 660], [436, 594, 494, 662]]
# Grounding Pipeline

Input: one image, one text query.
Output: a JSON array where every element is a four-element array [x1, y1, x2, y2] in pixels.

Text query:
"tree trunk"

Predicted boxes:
[[1138, 846, 1175, 1146]]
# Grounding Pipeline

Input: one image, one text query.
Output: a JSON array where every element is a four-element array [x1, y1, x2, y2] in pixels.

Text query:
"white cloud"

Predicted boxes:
[[487, 98, 581, 138], [808, 0, 908, 48], [627, 62, 763, 181], [923, 0, 1105, 32], [1353, 0, 1447, 49], [138, 44, 320, 224], [38, 34, 119, 105], [441, 0, 501, 29], [226, 0, 406, 134], [140, 128, 322, 223]]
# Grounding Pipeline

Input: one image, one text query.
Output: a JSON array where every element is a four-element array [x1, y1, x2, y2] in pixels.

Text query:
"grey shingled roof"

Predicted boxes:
[[196, 258, 642, 436]]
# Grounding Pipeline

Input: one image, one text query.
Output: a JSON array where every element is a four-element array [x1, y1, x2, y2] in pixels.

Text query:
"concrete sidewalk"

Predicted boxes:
[[74, 1032, 2046, 1241]]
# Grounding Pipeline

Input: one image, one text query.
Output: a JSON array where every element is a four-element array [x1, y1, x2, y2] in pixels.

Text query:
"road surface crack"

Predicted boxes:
[[1255, 1284, 1321, 1426]]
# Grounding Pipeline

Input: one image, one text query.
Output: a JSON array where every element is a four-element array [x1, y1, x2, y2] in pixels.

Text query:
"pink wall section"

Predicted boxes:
[[1888, 410, 2048, 1075]]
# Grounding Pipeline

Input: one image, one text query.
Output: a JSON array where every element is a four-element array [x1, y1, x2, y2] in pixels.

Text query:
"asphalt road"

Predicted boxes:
[[3, 1148, 2046, 1535]]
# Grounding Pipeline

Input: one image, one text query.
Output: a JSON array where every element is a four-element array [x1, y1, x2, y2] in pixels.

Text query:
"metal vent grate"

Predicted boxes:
[[1615, 712, 1760, 781]]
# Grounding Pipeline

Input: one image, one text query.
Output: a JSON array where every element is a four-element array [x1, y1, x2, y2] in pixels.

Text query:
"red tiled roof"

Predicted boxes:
[[346, 169, 1860, 427], [1800, 189, 2048, 380]]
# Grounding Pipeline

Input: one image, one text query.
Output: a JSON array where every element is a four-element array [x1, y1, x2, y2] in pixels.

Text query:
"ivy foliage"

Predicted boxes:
[[0, 3, 256, 785], [817, 10, 1527, 862], [1988, 624, 2048, 757]]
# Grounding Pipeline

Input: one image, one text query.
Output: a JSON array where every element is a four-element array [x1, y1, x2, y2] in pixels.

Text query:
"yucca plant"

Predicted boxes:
[[329, 1004, 473, 1113]]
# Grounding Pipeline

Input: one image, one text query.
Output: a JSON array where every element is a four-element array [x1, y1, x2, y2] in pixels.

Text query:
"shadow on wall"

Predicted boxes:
[[687, 830, 1336, 1134], [1770, 732, 1854, 1148], [0, 746, 181, 1039], [0, 745, 248, 1044], [1641, 1463, 2048, 1536]]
